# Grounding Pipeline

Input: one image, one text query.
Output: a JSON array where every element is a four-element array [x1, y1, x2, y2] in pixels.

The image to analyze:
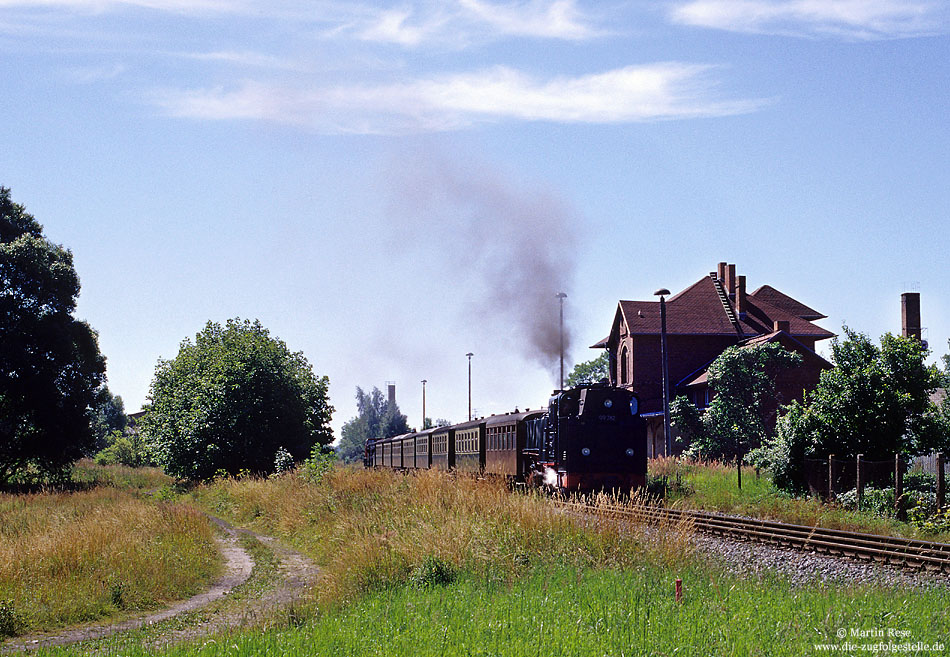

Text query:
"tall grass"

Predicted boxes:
[[191, 467, 694, 610], [33, 465, 949, 656], [38, 536, 950, 656], [0, 486, 219, 635], [69, 459, 174, 492]]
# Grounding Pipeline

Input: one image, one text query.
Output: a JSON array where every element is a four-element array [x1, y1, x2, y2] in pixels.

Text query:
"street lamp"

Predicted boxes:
[[654, 288, 672, 457], [421, 379, 427, 430], [466, 353, 474, 421], [556, 292, 567, 390]]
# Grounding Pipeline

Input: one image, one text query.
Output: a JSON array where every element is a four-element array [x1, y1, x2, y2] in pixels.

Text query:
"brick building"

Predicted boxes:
[[594, 262, 834, 457]]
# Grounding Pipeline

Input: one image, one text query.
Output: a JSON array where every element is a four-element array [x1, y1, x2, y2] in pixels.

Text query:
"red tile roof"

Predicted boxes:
[[750, 285, 826, 320], [614, 274, 833, 340]]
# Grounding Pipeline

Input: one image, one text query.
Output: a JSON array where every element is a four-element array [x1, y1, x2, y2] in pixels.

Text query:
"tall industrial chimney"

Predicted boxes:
[[387, 382, 396, 405], [901, 293, 921, 341]]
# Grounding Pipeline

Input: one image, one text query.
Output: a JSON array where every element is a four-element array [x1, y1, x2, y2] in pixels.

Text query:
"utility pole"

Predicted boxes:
[[654, 288, 672, 457], [466, 353, 474, 421], [421, 379, 427, 430], [556, 292, 567, 389]]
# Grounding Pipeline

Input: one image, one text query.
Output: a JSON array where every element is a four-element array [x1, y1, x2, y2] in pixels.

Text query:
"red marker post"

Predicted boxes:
[[675, 578, 682, 603]]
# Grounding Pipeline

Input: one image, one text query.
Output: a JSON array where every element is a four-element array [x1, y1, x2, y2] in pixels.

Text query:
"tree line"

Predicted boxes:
[[1, 187, 334, 484], [3, 184, 949, 489], [668, 329, 950, 494]]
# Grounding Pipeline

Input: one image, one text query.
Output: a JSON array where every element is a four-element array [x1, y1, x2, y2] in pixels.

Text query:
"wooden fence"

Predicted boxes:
[[804, 452, 945, 519]]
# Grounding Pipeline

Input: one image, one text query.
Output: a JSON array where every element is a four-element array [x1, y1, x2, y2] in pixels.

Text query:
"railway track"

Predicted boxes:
[[559, 500, 950, 575]]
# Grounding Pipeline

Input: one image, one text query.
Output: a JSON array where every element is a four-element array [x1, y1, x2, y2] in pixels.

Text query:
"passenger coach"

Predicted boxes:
[[365, 383, 647, 493]]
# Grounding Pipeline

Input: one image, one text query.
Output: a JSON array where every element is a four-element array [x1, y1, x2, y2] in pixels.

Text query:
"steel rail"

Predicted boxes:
[[558, 500, 950, 574]]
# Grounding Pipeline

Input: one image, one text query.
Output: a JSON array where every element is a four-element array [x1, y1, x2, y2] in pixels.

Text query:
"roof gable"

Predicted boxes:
[[738, 295, 835, 340], [750, 284, 826, 320], [615, 275, 833, 339], [619, 277, 738, 336]]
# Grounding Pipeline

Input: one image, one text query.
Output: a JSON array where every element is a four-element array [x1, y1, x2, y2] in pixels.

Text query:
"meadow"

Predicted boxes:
[[0, 462, 219, 637], [6, 463, 950, 656]]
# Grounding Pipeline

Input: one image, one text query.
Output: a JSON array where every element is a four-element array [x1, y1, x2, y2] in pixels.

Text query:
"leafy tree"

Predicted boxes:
[[564, 352, 609, 388], [140, 318, 333, 480], [0, 187, 106, 483], [91, 386, 127, 452], [754, 328, 947, 493], [671, 342, 802, 460], [423, 417, 452, 430], [335, 386, 410, 463]]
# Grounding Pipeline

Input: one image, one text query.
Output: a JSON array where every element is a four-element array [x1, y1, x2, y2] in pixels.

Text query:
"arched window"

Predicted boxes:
[[620, 344, 629, 384]]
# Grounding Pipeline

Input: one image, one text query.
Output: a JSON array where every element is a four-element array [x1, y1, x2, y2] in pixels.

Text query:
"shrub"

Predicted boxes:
[[0, 598, 23, 637], [302, 447, 336, 483], [409, 556, 457, 589], [273, 447, 295, 476], [836, 486, 895, 516], [94, 430, 152, 468], [911, 505, 950, 534]]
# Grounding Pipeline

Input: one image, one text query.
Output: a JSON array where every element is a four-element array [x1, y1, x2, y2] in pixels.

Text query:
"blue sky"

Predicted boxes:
[[2, 0, 948, 435]]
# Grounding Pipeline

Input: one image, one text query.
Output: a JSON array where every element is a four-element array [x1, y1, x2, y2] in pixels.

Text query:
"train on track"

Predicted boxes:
[[364, 383, 647, 492]]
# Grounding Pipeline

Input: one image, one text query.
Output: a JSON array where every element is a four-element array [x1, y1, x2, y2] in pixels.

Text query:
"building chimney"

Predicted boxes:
[[717, 262, 727, 281], [773, 320, 790, 333], [724, 264, 736, 297], [387, 382, 396, 405], [901, 293, 921, 340], [735, 275, 746, 314]]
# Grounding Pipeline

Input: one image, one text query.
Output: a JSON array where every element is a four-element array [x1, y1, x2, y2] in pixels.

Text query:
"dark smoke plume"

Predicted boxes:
[[389, 150, 578, 379]]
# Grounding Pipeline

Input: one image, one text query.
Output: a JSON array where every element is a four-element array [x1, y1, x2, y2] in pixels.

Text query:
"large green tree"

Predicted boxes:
[[671, 341, 802, 460], [0, 187, 106, 483], [564, 352, 609, 388], [140, 318, 333, 480], [335, 386, 409, 464], [755, 328, 947, 493]]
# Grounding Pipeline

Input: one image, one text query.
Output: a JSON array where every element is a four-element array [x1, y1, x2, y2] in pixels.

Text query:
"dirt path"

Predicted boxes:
[[2, 515, 319, 653]]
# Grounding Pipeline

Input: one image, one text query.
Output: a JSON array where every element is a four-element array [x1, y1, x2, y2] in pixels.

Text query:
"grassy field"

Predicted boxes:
[[189, 467, 691, 610], [69, 459, 178, 493], [650, 457, 950, 541], [39, 564, 948, 657], [8, 464, 950, 655], [27, 465, 950, 656], [0, 464, 220, 637]]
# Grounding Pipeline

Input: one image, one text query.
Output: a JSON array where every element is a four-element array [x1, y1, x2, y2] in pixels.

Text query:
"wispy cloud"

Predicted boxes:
[[0, 0, 250, 11], [671, 0, 947, 39], [456, 0, 603, 40], [1, 0, 606, 45], [344, 0, 603, 47], [174, 50, 301, 70], [355, 7, 449, 46], [149, 64, 766, 134]]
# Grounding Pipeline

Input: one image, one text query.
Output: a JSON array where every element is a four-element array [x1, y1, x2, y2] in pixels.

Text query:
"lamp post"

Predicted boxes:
[[466, 353, 474, 421], [556, 292, 567, 390], [654, 288, 672, 457], [421, 379, 427, 430]]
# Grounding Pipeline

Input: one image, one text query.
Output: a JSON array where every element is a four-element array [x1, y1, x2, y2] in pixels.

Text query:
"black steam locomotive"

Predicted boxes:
[[365, 383, 646, 492]]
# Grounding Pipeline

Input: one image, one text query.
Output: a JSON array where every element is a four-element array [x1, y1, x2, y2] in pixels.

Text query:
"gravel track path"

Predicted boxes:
[[692, 530, 950, 589], [2, 514, 318, 653]]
